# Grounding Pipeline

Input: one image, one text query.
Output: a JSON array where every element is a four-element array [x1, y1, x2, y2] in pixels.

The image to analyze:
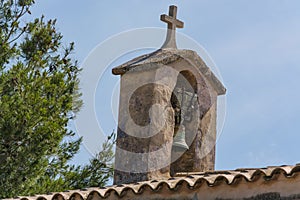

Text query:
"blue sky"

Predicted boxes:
[[30, 1, 300, 170]]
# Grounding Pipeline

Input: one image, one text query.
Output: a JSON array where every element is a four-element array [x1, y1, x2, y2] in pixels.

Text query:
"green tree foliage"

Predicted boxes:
[[0, 0, 114, 198]]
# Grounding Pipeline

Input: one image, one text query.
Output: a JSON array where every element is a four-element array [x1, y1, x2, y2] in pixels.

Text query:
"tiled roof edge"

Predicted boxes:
[[5, 164, 300, 200]]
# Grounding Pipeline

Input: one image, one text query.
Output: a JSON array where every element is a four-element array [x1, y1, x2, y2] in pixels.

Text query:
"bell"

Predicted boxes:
[[172, 125, 189, 151]]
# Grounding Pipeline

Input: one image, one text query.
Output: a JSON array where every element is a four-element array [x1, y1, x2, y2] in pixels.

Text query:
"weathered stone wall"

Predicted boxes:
[[114, 65, 178, 184], [114, 57, 223, 184]]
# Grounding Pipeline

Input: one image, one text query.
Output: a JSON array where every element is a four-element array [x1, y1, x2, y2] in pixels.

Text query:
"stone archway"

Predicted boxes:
[[170, 70, 199, 175]]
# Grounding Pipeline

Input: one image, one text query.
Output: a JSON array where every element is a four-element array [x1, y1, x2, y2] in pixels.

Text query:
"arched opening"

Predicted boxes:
[[170, 70, 199, 175]]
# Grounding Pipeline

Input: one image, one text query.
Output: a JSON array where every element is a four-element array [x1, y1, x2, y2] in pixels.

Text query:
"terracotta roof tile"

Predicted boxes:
[[5, 164, 300, 200]]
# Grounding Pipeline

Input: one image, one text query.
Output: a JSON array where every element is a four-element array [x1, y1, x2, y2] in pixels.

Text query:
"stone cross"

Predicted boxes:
[[160, 5, 184, 49]]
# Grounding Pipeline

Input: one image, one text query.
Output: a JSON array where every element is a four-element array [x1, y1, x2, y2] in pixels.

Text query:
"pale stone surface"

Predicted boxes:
[[114, 67, 178, 184], [113, 49, 226, 184], [112, 49, 226, 95]]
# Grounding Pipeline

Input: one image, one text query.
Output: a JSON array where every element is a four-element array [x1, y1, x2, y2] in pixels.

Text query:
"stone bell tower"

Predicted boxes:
[[112, 5, 226, 185]]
